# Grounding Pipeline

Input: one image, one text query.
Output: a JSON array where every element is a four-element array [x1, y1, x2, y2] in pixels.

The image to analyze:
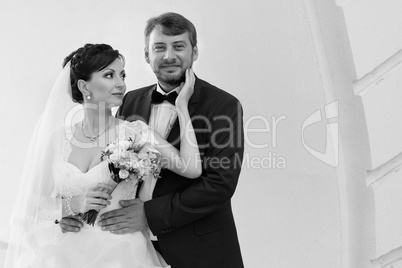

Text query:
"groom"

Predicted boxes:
[[62, 12, 244, 268]]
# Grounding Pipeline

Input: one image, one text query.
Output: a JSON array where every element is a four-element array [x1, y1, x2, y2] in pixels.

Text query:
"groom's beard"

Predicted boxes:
[[156, 68, 186, 89], [161, 71, 185, 88], [155, 58, 191, 88]]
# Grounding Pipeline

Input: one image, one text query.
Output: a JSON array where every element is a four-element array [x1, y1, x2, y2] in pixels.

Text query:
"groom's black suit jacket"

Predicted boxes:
[[117, 77, 244, 268]]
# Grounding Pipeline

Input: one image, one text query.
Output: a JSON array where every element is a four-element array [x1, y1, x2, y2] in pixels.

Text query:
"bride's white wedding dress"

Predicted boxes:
[[17, 121, 168, 268]]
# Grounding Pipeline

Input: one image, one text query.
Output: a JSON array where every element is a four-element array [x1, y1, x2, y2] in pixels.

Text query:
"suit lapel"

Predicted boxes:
[[139, 85, 155, 124]]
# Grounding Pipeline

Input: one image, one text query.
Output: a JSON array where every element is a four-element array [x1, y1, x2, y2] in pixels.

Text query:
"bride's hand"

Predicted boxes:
[[60, 217, 83, 233], [176, 68, 195, 109], [70, 183, 113, 214]]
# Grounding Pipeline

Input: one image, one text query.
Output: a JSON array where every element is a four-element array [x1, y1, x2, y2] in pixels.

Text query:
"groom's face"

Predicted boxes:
[[145, 26, 198, 91]]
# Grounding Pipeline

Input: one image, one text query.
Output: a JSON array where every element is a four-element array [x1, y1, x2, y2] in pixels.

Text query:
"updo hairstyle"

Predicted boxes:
[[62, 44, 124, 104]]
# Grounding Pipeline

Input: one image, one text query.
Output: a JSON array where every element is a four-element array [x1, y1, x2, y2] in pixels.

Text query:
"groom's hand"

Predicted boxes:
[[98, 198, 148, 235], [59, 217, 83, 233]]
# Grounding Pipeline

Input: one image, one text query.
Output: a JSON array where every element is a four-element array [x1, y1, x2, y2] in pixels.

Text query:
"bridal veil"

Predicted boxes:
[[5, 62, 83, 267]]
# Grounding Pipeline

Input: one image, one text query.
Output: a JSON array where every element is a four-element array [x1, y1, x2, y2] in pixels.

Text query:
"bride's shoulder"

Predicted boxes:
[[44, 124, 76, 150], [48, 124, 75, 140], [61, 123, 81, 141]]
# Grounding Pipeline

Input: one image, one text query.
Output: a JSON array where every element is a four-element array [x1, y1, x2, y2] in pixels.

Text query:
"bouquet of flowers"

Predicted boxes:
[[81, 136, 161, 226]]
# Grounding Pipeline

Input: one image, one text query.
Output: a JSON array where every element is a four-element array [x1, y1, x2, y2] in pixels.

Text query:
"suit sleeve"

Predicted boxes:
[[144, 98, 244, 236]]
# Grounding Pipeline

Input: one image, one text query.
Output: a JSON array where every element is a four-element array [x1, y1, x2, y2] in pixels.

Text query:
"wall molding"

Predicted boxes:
[[354, 49, 402, 96], [367, 152, 402, 187], [371, 245, 402, 268], [302, 0, 350, 267]]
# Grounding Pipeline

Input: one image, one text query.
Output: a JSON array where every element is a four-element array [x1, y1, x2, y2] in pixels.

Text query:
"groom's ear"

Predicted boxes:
[[144, 49, 150, 64], [192, 46, 198, 62]]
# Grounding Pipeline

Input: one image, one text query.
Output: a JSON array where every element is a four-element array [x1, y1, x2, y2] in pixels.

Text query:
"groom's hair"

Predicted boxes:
[[144, 12, 197, 52]]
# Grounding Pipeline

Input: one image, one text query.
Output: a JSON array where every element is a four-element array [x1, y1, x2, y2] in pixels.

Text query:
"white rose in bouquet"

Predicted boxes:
[[109, 152, 119, 164], [119, 169, 130, 179]]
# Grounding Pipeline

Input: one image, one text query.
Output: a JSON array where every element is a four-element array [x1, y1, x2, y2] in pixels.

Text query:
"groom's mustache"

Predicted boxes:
[[160, 59, 181, 68]]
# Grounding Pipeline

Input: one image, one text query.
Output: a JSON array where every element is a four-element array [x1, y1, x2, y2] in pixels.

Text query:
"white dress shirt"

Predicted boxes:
[[149, 84, 179, 139], [147, 84, 179, 240]]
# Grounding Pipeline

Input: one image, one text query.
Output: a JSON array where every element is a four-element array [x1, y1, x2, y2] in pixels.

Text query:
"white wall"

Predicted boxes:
[[0, 0, 362, 267], [341, 1, 402, 266], [342, 0, 402, 80]]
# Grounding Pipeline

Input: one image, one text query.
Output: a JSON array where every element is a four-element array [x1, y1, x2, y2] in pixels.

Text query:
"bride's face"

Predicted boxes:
[[86, 58, 126, 107]]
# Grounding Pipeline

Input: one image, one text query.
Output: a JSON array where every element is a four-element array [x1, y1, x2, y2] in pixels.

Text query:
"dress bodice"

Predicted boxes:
[[62, 161, 138, 216], [60, 120, 155, 217], [62, 161, 110, 197]]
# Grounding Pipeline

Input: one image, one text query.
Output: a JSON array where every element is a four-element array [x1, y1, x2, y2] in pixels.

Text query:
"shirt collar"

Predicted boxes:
[[156, 83, 180, 95]]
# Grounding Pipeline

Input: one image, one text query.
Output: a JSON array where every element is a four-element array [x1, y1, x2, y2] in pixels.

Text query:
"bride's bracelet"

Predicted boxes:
[[65, 196, 79, 217]]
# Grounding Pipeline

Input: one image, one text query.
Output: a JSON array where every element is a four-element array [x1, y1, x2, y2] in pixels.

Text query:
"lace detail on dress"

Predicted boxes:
[[116, 180, 137, 200], [61, 166, 76, 197], [62, 125, 74, 162], [60, 125, 77, 196], [36, 197, 61, 222]]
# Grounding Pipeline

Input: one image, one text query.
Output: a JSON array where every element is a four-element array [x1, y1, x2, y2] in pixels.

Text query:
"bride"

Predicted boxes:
[[5, 43, 201, 267]]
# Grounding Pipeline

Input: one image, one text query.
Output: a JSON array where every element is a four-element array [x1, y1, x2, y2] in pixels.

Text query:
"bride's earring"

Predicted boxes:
[[86, 85, 91, 100]]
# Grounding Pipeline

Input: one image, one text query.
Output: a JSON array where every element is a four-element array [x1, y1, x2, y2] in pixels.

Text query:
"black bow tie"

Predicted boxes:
[[151, 90, 178, 105]]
